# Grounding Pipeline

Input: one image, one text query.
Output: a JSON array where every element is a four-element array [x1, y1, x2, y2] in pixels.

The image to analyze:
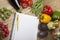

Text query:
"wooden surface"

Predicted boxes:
[[0, 0, 60, 40]]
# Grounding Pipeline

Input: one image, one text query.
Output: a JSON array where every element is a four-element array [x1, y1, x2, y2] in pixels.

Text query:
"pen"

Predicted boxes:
[[17, 15, 20, 31]]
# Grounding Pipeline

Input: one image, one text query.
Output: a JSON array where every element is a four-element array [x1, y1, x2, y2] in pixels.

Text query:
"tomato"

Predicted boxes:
[[43, 5, 53, 15], [5, 33, 9, 37], [27, 0, 33, 6], [2, 32, 6, 38], [21, 0, 33, 9], [0, 22, 9, 38], [3, 28, 9, 34], [0, 22, 3, 28], [22, 3, 28, 9], [20, 0, 26, 3]]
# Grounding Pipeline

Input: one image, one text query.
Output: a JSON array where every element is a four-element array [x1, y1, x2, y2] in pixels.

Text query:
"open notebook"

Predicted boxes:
[[11, 12, 39, 40]]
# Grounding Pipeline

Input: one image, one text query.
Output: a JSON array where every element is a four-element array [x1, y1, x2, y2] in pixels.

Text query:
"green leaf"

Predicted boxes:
[[18, 7, 23, 13]]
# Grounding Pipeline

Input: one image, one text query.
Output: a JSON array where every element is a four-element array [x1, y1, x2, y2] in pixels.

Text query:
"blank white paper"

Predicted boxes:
[[11, 12, 39, 40]]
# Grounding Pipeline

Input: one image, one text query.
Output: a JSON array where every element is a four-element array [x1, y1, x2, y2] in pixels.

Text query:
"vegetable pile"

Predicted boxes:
[[0, 22, 9, 40], [38, 5, 60, 38], [0, 8, 12, 40], [18, 0, 60, 39], [18, 0, 44, 14]]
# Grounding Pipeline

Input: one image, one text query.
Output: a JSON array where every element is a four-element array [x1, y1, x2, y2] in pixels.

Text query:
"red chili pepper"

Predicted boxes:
[[43, 5, 53, 15]]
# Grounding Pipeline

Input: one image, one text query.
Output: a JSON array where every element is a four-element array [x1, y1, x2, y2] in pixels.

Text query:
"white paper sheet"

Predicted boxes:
[[11, 12, 39, 40]]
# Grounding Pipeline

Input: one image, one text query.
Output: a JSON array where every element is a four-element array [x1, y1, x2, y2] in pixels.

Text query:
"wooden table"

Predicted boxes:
[[0, 0, 60, 40]]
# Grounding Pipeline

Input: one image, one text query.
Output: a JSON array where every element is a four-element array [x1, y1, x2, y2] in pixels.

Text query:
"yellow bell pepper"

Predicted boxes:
[[39, 14, 51, 23]]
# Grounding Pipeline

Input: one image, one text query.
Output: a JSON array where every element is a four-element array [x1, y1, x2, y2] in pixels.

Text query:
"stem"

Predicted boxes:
[[0, 31, 2, 40]]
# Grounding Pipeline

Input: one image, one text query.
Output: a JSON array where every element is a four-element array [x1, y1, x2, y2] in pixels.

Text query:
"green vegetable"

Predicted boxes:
[[0, 31, 2, 40], [52, 11, 60, 20], [18, 7, 23, 13], [31, 0, 45, 16], [0, 8, 13, 21], [47, 20, 58, 30]]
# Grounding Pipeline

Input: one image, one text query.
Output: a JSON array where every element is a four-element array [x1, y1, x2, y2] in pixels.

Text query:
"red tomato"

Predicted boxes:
[[3, 28, 9, 34], [0, 22, 9, 38], [22, 3, 28, 9], [43, 5, 53, 15], [20, 0, 26, 3], [2, 32, 6, 38], [21, 0, 33, 9], [0, 22, 3, 28], [5, 33, 9, 37], [27, 0, 33, 6]]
